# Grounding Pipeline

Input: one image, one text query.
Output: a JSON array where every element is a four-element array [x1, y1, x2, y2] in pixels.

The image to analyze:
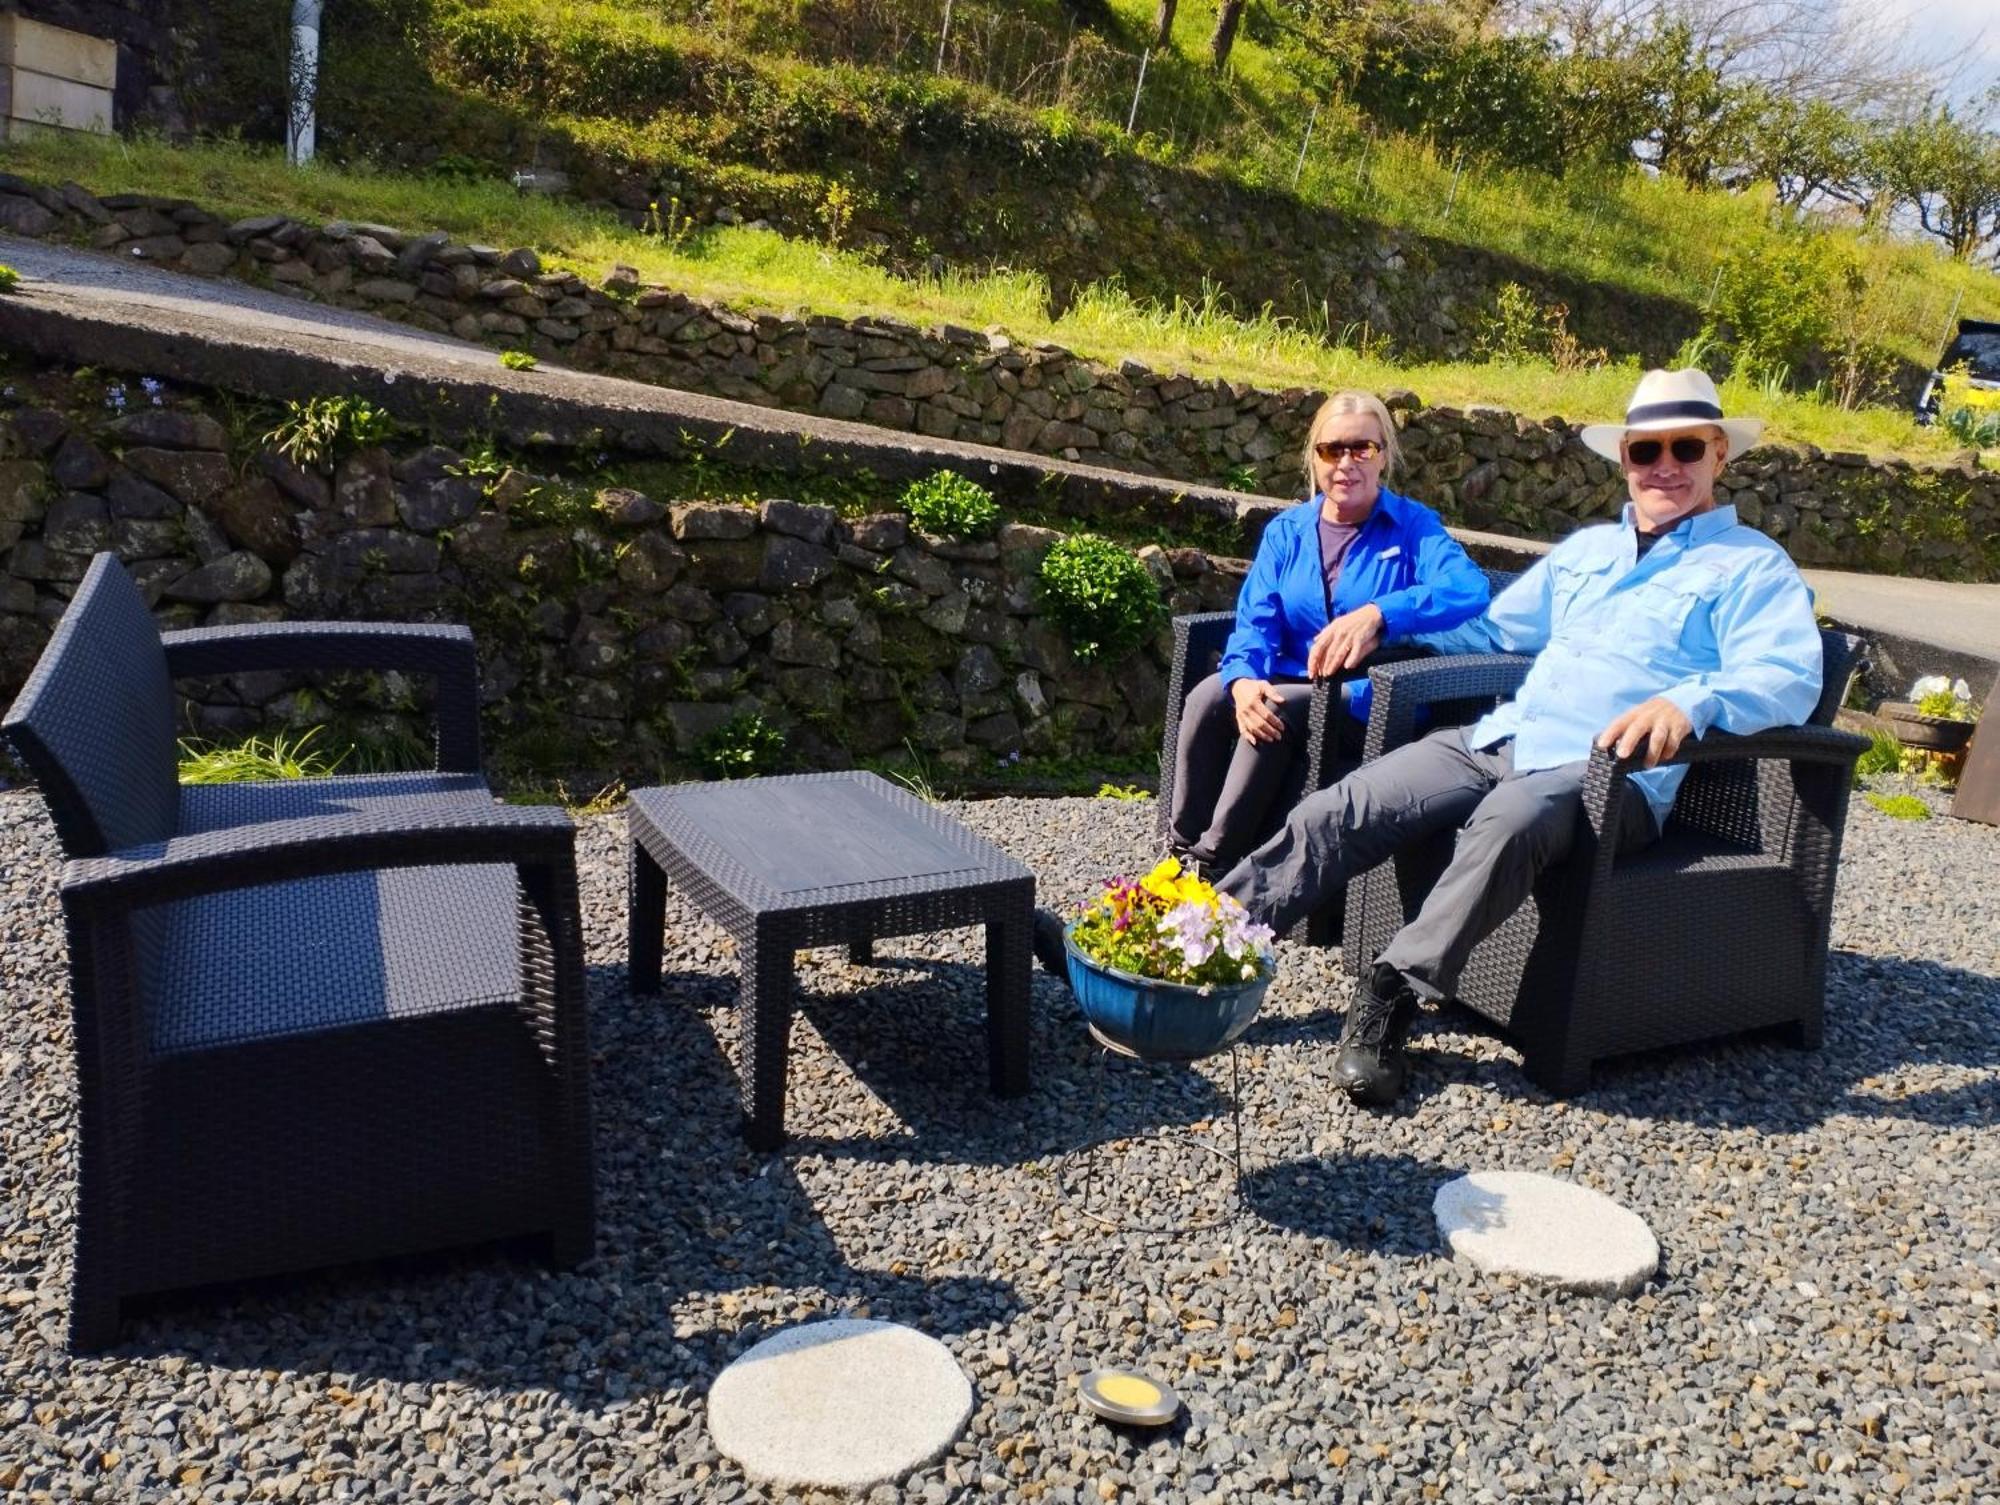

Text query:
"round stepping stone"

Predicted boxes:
[[708, 1319, 974, 1490], [1433, 1170, 1659, 1297]]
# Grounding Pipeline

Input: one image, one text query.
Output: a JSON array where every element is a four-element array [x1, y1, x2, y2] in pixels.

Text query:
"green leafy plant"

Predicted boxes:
[[1036, 534, 1163, 662], [1853, 727, 1901, 782], [178, 726, 349, 784], [1864, 791, 1930, 821], [1219, 462, 1261, 493], [1909, 675, 1979, 721], [696, 712, 786, 779], [0, 264, 19, 295], [1096, 782, 1152, 801], [499, 349, 540, 371], [899, 470, 1000, 538], [262, 396, 398, 472]]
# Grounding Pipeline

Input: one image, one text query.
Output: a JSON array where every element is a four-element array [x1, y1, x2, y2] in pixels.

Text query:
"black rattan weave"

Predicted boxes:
[[1, 554, 594, 1351], [1336, 630, 1870, 1093], [627, 772, 1035, 1150], [1156, 569, 1518, 941]]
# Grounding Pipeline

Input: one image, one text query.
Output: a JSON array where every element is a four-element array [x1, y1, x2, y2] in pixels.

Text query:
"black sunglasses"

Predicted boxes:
[[1313, 439, 1382, 462], [1624, 436, 1712, 466]]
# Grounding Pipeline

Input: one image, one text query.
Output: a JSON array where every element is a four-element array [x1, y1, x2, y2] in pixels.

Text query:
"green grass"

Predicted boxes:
[[395, 0, 1998, 369], [177, 727, 348, 783], [3, 128, 1985, 462], [1864, 791, 1931, 820]]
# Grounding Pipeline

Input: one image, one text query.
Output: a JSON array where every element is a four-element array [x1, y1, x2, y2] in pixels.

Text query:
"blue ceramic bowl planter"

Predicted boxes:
[[1062, 922, 1270, 1062]]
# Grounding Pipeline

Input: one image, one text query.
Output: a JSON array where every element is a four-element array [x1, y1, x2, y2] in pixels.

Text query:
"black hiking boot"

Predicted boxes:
[[1334, 963, 1420, 1107]]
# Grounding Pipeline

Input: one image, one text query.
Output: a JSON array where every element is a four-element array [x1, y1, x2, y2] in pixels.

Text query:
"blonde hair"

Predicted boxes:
[[1300, 390, 1402, 492]]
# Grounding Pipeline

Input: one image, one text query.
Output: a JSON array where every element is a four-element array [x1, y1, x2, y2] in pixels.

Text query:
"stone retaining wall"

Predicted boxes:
[[0, 369, 1246, 774], [2, 173, 1995, 582]]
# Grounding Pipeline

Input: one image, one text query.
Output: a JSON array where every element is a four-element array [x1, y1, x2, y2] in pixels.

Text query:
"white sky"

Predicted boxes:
[[1873, 0, 1997, 105]]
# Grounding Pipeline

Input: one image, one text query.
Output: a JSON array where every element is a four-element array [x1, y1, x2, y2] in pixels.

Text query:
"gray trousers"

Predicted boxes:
[[1168, 672, 1318, 869], [1217, 725, 1657, 1002]]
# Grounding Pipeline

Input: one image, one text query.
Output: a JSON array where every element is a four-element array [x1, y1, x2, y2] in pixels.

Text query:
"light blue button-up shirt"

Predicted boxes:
[[1420, 504, 1824, 827]]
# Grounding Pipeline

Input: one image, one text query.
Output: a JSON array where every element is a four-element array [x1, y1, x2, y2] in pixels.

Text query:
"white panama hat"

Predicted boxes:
[[1579, 368, 1764, 462]]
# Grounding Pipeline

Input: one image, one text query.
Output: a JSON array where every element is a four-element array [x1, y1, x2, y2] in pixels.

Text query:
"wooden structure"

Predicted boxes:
[[0, 14, 115, 140]]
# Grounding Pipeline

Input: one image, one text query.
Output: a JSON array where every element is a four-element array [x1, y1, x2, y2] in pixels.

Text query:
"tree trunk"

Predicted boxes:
[[1152, 0, 1177, 50], [1209, 0, 1245, 70]]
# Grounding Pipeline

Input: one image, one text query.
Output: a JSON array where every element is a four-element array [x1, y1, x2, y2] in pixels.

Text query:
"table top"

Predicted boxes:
[[629, 772, 1033, 913]]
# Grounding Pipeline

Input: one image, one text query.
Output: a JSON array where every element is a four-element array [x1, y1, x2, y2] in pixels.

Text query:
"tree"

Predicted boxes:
[[1210, 0, 1247, 69], [1881, 101, 2000, 263], [1742, 93, 1883, 209], [1153, 0, 1178, 50]]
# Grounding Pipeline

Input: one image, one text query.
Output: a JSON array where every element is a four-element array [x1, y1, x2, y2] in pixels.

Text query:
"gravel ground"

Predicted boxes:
[[2, 781, 1995, 1503]]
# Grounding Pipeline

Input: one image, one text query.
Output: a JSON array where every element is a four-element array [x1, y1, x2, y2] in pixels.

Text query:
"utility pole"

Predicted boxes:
[[288, 0, 322, 167]]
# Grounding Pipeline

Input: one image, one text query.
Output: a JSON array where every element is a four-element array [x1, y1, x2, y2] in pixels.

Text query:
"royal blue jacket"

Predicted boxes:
[[1217, 489, 1490, 700]]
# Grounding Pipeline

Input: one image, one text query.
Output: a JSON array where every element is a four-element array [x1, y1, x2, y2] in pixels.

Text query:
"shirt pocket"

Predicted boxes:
[[1549, 557, 1617, 626], [1630, 573, 1724, 646]]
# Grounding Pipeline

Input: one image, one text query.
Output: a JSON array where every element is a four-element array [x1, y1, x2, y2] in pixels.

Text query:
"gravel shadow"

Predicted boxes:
[[1241, 1151, 1465, 1257]]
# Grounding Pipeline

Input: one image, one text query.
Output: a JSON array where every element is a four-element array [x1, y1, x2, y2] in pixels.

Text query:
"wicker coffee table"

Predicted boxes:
[[627, 772, 1035, 1149]]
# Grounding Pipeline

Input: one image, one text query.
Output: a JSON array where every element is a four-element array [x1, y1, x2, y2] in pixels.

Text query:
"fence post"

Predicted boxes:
[[1291, 103, 1319, 190], [1127, 47, 1150, 135], [935, 0, 953, 74], [1441, 153, 1464, 221]]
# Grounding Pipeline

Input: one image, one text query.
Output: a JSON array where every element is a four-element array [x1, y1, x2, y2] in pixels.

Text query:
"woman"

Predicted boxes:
[[1167, 390, 1489, 875]]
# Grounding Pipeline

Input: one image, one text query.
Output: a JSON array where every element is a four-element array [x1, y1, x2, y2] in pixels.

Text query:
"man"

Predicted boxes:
[[1036, 369, 1825, 1107]]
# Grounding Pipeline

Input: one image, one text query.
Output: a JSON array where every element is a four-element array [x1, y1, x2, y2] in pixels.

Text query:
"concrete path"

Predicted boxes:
[[1, 234, 1991, 674]]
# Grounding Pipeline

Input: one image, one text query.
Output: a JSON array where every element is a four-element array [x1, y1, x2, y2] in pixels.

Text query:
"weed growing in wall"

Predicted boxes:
[[263, 396, 399, 472], [900, 469, 999, 538]]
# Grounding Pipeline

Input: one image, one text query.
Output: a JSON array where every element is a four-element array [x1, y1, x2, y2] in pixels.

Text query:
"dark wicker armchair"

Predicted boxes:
[[2, 554, 594, 1351], [1337, 629, 1870, 1095], [1158, 568, 1518, 937]]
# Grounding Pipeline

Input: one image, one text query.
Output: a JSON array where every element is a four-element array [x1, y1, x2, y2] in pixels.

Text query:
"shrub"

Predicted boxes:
[[499, 349, 540, 371], [900, 469, 1000, 538], [263, 395, 398, 472], [1036, 534, 1163, 662], [1711, 234, 1862, 383], [696, 712, 786, 779], [0, 264, 19, 294]]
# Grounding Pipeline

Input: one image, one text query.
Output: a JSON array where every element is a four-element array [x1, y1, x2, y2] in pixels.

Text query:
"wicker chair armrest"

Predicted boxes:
[[1579, 723, 1871, 875], [161, 622, 482, 772], [1361, 653, 1533, 759], [1301, 644, 1436, 791], [61, 800, 573, 909]]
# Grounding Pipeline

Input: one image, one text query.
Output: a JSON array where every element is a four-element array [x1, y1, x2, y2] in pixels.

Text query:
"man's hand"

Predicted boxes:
[[1306, 603, 1386, 678], [1596, 696, 1695, 768], [1230, 678, 1287, 744]]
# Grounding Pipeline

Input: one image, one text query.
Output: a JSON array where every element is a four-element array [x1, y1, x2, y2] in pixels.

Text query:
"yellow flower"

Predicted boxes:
[[1138, 856, 1184, 902]]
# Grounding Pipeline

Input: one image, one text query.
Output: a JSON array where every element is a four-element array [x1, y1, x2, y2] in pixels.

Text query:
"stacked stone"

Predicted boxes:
[[2, 174, 1994, 580], [0, 392, 1244, 766]]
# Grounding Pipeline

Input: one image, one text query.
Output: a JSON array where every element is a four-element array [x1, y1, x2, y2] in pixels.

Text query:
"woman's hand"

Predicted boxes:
[[1229, 678, 1287, 744], [1307, 604, 1385, 678]]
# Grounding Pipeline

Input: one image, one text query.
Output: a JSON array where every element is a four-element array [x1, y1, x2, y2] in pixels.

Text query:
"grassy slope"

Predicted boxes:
[[5, 129, 1977, 463], [389, 0, 1997, 369]]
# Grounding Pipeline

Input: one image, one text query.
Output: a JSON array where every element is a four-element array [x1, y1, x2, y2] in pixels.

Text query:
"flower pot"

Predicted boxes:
[[1063, 923, 1270, 1062], [1879, 701, 1977, 754]]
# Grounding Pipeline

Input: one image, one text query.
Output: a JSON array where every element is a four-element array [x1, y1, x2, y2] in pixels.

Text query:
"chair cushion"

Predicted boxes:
[[145, 773, 526, 1055], [143, 862, 526, 1055]]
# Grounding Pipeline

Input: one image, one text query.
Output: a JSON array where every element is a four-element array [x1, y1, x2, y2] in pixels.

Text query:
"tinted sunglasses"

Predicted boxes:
[[1624, 436, 1712, 466], [1313, 439, 1383, 462]]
